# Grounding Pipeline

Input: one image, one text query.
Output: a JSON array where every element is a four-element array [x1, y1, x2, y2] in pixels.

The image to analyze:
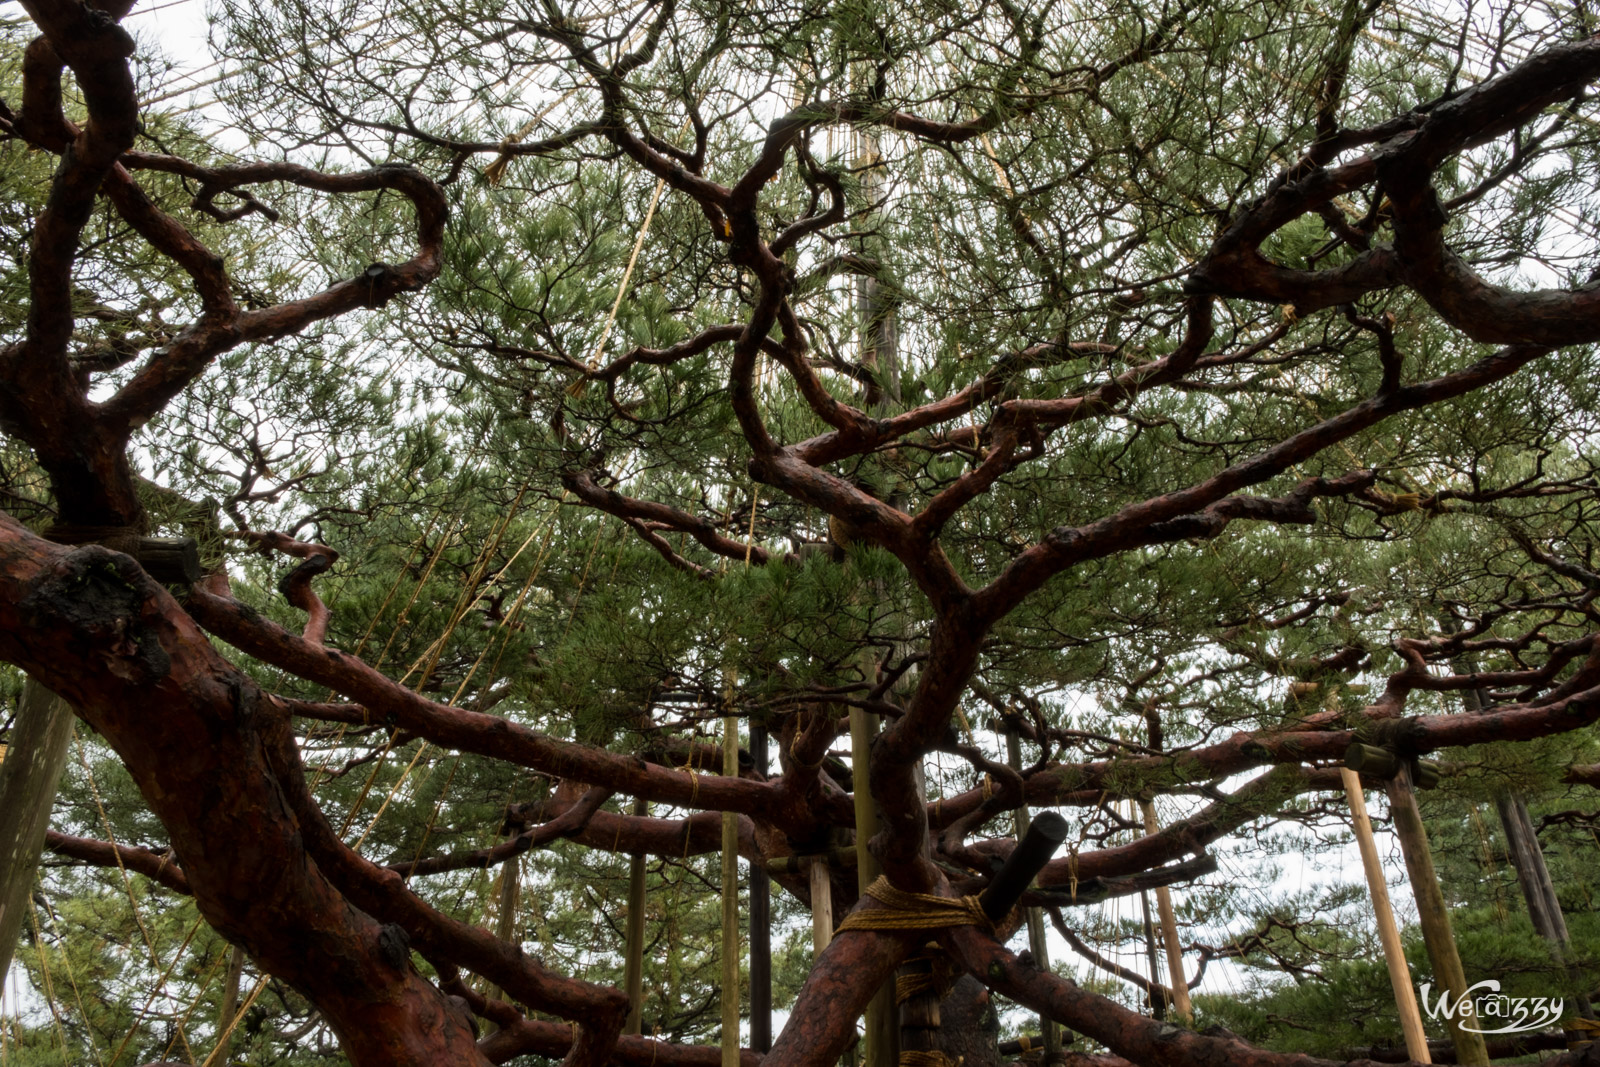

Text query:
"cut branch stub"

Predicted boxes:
[[44, 525, 200, 583], [977, 810, 1068, 922]]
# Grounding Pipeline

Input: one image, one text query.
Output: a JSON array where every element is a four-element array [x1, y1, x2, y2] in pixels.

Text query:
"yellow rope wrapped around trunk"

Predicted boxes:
[[836, 876, 996, 934]]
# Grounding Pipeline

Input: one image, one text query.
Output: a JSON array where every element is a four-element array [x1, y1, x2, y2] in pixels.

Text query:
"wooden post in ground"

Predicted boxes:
[[850, 706, 897, 1067], [1006, 730, 1064, 1056], [1341, 766, 1432, 1063], [624, 795, 648, 1036], [721, 714, 741, 1067], [749, 723, 772, 1053], [1385, 761, 1490, 1066], [1140, 799, 1194, 1025], [0, 680, 76, 982]]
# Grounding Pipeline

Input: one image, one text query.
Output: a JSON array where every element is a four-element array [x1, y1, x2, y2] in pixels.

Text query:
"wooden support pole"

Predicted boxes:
[[850, 705, 897, 1067], [624, 795, 648, 1036], [1140, 799, 1194, 1025], [749, 723, 772, 1053], [1138, 891, 1166, 1021], [483, 829, 524, 1034], [1342, 767, 1432, 1064], [0, 680, 76, 983], [810, 855, 834, 957], [1385, 762, 1489, 1066], [1006, 731, 1063, 1055], [721, 714, 741, 1067], [214, 944, 246, 1063]]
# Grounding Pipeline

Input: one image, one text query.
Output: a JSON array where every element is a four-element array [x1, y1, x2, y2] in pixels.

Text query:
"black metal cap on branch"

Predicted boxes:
[[1345, 741, 1402, 778], [1344, 742, 1443, 789], [978, 810, 1068, 922]]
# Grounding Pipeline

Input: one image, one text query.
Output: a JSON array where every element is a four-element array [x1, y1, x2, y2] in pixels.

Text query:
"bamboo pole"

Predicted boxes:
[[851, 706, 897, 1067], [1140, 799, 1194, 1025], [748, 723, 772, 1053], [0, 681, 76, 983], [624, 795, 648, 1036], [1385, 763, 1489, 1066], [1007, 731, 1063, 1054], [1342, 767, 1432, 1063], [721, 714, 741, 1067]]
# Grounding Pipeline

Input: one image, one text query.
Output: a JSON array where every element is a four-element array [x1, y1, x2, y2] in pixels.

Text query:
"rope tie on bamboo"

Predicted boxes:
[[835, 876, 998, 935]]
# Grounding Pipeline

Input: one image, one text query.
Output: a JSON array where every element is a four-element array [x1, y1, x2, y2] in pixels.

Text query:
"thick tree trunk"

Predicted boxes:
[[0, 520, 488, 1065], [0, 678, 75, 984]]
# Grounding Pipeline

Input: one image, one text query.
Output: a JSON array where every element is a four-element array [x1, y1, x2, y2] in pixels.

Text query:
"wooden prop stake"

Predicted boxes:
[[0, 681, 76, 982], [1140, 799, 1194, 1024], [1385, 762, 1489, 1066], [810, 854, 834, 957], [850, 705, 897, 1067], [1139, 890, 1166, 1021], [624, 795, 648, 1036], [721, 715, 741, 1067], [749, 723, 772, 1053], [1341, 767, 1432, 1064], [214, 944, 246, 1064]]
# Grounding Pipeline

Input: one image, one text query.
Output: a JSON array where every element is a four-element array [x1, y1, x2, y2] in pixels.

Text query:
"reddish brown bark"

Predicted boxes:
[[6, 7, 1600, 1067], [0, 519, 489, 1065]]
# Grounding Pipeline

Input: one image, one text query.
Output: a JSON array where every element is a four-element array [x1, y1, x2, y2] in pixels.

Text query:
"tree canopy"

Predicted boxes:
[[3, 0, 1600, 1064]]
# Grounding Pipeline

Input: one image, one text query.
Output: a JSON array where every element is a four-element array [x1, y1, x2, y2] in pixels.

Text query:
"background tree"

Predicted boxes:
[[3, 0, 1600, 1066]]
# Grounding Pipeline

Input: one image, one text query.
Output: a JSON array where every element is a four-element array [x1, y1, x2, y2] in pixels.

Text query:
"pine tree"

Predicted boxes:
[[2, 1, 1600, 1065]]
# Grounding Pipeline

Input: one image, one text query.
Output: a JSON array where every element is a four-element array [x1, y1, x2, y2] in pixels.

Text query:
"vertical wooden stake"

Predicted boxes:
[[0, 680, 75, 983], [749, 723, 772, 1053], [722, 715, 741, 1067], [810, 856, 834, 957], [1140, 800, 1193, 1024], [1342, 767, 1432, 1062], [482, 831, 524, 1036], [214, 944, 246, 1063], [1386, 761, 1489, 1066], [850, 705, 897, 1067], [1006, 730, 1063, 1055], [1138, 890, 1166, 1021], [624, 795, 648, 1036]]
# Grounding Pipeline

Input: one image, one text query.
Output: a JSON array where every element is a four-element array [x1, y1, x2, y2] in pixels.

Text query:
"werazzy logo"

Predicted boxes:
[[1419, 981, 1564, 1035]]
